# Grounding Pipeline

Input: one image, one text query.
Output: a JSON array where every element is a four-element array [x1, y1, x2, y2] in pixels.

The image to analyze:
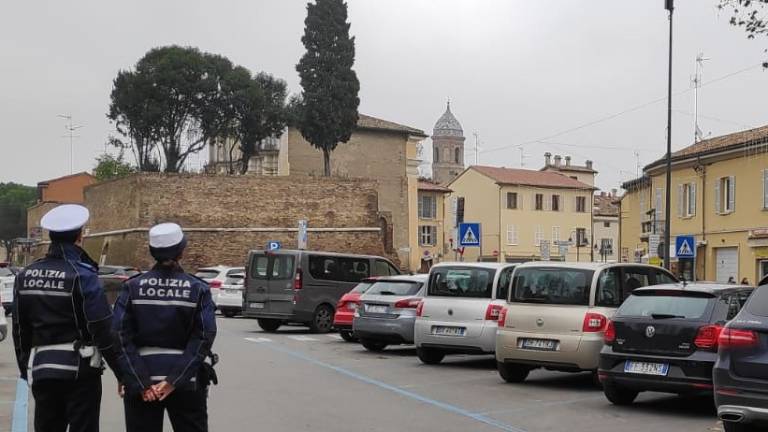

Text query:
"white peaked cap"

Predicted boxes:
[[40, 204, 90, 232], [149, 223, 185, 248]]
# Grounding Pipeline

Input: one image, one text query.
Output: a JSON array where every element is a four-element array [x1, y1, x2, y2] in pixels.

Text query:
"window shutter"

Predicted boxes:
[[714, 180, 721, 214], [431, 196, 437, 218], [729, 176, 736, 212], [677, 184, 683, 218], [418, 196, 423, 218], [545, 195, 552, 211], [764, 170, 768, 209], [690, 183, 696, 216], [532, 193, 537, 210]]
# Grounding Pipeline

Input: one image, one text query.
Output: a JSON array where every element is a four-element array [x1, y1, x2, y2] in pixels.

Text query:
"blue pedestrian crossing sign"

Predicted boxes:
[[675, 236, 695, 258], [458, 223, 481, 247], [267, 241, 282, 251]]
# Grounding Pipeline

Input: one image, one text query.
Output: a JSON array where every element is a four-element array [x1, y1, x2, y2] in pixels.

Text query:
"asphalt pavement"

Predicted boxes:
[[1, 316, 727, 431]]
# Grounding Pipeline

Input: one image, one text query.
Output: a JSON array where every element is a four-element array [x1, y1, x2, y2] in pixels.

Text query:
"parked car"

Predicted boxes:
[[496, 262, 677, 383], [714, 284, 768, 432], [244, 250, 401, 333], [599, 283, 752, 405], [353, 274, 429, 351], [0, 264, 15, 314], [216, 270, 246, 318], [194, 266, 245, 308], [414, 262, 516, 365], [334, 278, 378, 342], [98, 265, 141, 304]]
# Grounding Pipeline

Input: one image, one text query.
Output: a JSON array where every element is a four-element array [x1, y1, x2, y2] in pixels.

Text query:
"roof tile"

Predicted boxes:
[[469, 166, 594, 189]]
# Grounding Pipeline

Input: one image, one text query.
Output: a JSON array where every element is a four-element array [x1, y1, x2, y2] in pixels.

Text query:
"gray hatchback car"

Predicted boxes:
[[353, 274, 429, 352]]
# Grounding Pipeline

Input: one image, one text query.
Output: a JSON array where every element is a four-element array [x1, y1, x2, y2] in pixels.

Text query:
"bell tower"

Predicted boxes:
[[431, 101, 465, 185]]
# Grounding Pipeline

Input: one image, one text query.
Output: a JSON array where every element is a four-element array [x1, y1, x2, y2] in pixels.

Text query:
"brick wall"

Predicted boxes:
[[73, 173, 396, 270]]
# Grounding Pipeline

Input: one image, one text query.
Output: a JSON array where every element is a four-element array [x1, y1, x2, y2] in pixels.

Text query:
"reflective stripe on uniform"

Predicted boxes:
[[132, 299, 197, 308], [32, 364, 79, 372], [138, 347, 185, 356], [150, 375, 197, 382], [35, 343, 75, 353], [18, 290, 72, 297]]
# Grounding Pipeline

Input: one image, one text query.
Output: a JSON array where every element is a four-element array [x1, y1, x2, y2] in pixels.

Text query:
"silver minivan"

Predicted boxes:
[[413, 262, 516, 364], [243, 249, 400, 333]]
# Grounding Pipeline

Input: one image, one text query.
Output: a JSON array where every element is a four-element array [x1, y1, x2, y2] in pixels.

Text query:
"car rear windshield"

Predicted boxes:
[[225, 273, 245, 285], [746, 286, 768, 317], [366, 281, 421, 296], [617, 290, 714, 319], [352, 282, 374, 294], [195, 270, 220, 280], [428, 267, 496, 298], [511, 267, 593, 305], [0, 268, 13, 277], [98, 266, 119, 275]]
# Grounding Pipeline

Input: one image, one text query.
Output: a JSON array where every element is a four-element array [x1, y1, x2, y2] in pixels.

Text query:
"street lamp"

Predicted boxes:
[[663, 0, 674, 270]]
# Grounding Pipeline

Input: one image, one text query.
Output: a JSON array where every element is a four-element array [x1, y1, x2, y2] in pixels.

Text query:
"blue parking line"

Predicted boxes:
[[12, 379, 28, 432], [248, 339, 527, 432]]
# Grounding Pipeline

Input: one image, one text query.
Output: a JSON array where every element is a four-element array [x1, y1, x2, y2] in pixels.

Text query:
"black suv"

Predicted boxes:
[[599, 283, 752, 405], [714, 284, 768, 432]]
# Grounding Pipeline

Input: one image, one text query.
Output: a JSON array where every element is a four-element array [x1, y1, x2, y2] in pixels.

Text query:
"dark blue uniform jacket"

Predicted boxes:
[[113, 263, 216, 395]]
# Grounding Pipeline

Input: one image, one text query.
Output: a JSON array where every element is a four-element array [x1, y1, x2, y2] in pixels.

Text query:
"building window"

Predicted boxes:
[[552, 226, 560, 243], [506, 192, 518, 209], [418, 194, 437, 219], [535, 193, 544, 211], [534, 225, 544, 246], [603, 221, 611, 228], [576, 228, 587, 246], [678, 182, 696, 218], [506, 225, 518, 245], [576, 196, 587, 213], [419, 226, 437, 246], [433, 147, 439, 163], [455, 147, 461, 164], [716, 176, 735, 214], [551, 195, 560, 212]]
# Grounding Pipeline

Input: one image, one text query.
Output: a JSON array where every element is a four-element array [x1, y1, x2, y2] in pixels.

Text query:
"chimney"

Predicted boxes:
[[611, 188, 617, 197], [554, 155, 562, 167], [565, 156, 571, 166], [586, 160, 593, 170], [544, 152, 552, 167]]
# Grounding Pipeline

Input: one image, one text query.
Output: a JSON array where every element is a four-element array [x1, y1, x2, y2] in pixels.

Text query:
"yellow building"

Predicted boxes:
[[445, 166, 595, 263], [410, 180, 451, 272], [619, 125, 768, 283]]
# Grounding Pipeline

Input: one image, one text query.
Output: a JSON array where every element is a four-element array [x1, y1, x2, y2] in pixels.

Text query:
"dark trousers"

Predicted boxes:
[[31, 378, 102, 432], [124, 388, 208, 432]]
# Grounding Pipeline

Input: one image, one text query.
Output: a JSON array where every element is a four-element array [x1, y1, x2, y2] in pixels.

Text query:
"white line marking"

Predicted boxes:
[[287, 336, 318, 342], [245, 337, 272, 343], [326, 334, 342, 340]]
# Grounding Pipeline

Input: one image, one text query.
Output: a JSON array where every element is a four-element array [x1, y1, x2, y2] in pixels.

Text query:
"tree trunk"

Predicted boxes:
[[323, 148, 331, 177]]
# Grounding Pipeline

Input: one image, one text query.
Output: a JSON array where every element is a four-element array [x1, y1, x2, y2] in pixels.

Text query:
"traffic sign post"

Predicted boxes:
[[298, 220, 308, 250], [540, 240, 550, 261], [458, 223, 481, 247]]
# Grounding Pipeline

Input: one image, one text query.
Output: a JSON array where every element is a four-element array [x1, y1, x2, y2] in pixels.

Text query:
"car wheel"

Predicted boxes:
[[361, 339, 388, 352], [257, 318, 282, 333], [417, 347, 445, 365], [222, 310, 237, 318], [603, 382, 639, 405], [339, 330, 356, 342], [308, 304, 334, 334], [497, 362, 530, 383]]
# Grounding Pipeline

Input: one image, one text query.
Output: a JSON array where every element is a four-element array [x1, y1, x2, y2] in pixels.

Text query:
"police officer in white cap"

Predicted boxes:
[[113, 223, 216, 432], [12, 204, 122, 432]]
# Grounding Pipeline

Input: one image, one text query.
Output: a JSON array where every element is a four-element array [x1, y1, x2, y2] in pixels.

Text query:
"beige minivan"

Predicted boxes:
[[496, 262, 677, 383]]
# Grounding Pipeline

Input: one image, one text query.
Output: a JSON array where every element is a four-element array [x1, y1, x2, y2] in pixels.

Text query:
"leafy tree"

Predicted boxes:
[[719, 0, 768, 66], [295, 0, 360, 176], [93, 152, 136, 181], [0, 183, 36, 262]]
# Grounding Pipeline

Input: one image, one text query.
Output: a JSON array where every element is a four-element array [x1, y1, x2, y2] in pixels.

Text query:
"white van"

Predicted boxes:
[[413, 262, 516, 364]]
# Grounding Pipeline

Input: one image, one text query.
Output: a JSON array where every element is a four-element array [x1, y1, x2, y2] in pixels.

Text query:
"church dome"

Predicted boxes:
[[433, 102, 464, 138]]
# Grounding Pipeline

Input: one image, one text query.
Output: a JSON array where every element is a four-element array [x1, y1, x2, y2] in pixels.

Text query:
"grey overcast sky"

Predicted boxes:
[[1, 0, 766, 190]]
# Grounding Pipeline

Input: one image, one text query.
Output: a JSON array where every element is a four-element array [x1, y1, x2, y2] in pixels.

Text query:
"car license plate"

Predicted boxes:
[[624, 360, 669, 376], [249, 302, 265, 309], [365, 304, 388, 314], [519, 338, 558, 351], [431, 326, 466, 336]]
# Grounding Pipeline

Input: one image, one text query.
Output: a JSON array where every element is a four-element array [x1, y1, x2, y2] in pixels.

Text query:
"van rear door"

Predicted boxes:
[[265, 252, 297, 315], [245, 253, 270, 313]]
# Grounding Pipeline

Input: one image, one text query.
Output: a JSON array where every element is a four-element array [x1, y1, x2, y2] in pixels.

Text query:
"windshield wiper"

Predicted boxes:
[[651, 313, 684, 319]]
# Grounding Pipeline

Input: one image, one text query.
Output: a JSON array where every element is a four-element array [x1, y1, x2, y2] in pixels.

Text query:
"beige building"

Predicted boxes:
[[619, 125, 768, 283], [593, 191, 620, 262], [445, 165, 595, 263], [412, 180, 451, 272]]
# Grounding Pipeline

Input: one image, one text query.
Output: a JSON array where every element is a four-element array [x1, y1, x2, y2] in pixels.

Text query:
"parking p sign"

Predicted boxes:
[[267, 241, 281, 251]]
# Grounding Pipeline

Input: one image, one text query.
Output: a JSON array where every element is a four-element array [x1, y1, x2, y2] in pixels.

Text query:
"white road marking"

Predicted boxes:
[[326, 334, 342, 340], [287, 336, 318, 342], [245, 337, 272, 343]]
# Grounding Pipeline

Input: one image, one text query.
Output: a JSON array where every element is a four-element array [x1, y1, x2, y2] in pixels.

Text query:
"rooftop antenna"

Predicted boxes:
[[519, 148, 526, 168], [692, 52, 710, 143], [634, 151, 641, 177], [57, 114, 83, 174], [473, 131, 479, 165]]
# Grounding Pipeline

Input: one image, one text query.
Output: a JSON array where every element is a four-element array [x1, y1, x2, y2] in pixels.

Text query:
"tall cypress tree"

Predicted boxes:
[[296, 0, 360, 176]]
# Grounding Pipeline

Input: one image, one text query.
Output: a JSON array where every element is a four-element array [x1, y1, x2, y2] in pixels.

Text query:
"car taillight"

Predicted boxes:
[[694, 324, 724, 351], [209, 280, 222, 289], [394, 298, 421, 309], [582, 312, 608, 332], [718, 327, 758, 350], [348, 301, 359, 311], [497, 307, 508, 328], [416, 301, 424, 317], [485, 304, 503, 321], [604, 320, 616, 344], [293, 269, 303, 290]]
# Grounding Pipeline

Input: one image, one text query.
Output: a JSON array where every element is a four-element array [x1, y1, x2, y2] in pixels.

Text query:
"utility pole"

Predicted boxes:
[[663, 0, 674, 271], [58, 114, 83, 174]]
